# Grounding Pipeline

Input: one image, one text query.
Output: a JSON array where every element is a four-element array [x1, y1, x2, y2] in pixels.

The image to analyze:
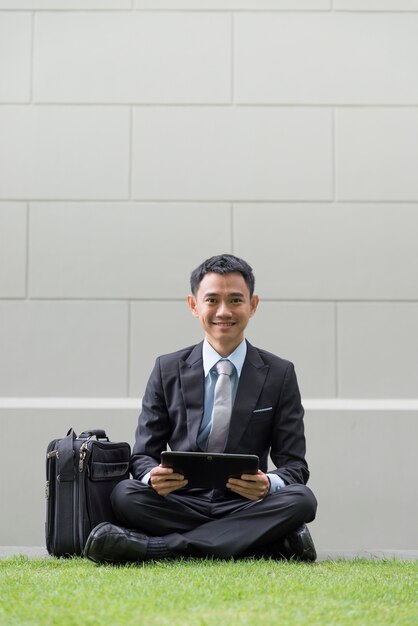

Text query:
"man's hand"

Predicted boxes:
[[226, 470, 270, 501], [149, 465, 188, 496]]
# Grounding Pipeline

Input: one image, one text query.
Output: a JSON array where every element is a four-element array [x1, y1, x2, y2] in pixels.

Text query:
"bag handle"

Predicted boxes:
[[58, 428, 77, 482], [78, 429, 109, 441]]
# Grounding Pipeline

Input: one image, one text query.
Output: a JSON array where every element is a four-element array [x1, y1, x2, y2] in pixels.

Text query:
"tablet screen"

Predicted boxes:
[[161, 451, 259, 490]]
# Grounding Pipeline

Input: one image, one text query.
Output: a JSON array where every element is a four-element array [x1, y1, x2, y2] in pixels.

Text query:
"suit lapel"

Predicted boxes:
[[179, 342, 205, 451], [225, 341, 269, 452]]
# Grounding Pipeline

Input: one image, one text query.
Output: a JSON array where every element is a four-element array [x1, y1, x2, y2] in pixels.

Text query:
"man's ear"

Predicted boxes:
[[250, 295, 259, 316], [187, 295, 199, 317]]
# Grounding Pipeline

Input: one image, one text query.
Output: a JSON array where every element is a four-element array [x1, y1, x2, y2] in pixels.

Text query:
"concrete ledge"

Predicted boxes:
[[1, 408, 417, 551], [0, 547, 49, 559], [316, 550, 418, 562], [1, 547, 418, 561], [1, 398, 418, 411]]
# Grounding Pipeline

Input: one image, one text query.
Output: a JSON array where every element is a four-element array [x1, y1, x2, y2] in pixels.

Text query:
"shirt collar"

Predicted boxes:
[[202, 338, 247, 378]]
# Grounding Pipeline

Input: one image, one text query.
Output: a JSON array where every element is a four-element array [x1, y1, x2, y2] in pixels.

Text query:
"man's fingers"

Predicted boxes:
[[228, 472, 265, 486], [150, 465, 185, 483], [240, 470, 267, 481], [155, 479, 188, 496], [150, 465, 188, 495], [226, 482, 264, 501], [150, 465, 174, 477], [153, 473, 185, 482], [226, 470, 269, 501]]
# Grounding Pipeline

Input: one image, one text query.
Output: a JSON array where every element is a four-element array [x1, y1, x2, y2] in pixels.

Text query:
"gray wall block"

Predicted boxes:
[[338, 303, 418, 398], [29, 203, 232, 298], [235, 13, 418, 104], [130, 301, 204, 397], [34, 13, 231, 104], [0, 107, 130, 200], [0, 204, 27, 297], [248, 302, 336, 398], [337, 108, 418, 201], [0, 13, 31, 103], [132, 107, 333, 201], [304, 410, 418, 551], [0, 301, 128, 396], [233, 203, 418, 300]]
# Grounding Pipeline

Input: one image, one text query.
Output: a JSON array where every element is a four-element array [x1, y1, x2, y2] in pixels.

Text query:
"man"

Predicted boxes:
[[84, 254, 317, 563]]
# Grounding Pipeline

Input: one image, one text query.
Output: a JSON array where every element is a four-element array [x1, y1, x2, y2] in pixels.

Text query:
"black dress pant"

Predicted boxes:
[[111, 480, 317, 558]]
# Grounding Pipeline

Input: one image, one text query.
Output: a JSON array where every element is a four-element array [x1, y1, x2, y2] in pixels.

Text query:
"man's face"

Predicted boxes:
[[187, 272, 259, 356]]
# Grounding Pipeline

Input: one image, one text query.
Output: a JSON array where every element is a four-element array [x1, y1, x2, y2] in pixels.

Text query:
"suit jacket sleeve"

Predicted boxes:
[[269, 361, 309, 486], [130, 357, 171, 480]]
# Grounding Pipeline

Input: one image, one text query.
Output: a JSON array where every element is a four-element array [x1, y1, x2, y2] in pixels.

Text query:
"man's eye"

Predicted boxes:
[[231, 299, 243, 304]]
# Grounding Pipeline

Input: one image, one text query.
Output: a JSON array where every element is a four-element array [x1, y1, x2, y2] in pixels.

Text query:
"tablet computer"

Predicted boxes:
[[160, 451, 259, 490]]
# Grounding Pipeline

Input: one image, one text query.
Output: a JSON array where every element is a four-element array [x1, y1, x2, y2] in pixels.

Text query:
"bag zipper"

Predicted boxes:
[[79, 442, 89, 473]]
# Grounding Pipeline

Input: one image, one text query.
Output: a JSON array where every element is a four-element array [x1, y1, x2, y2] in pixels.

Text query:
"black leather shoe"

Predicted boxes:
[[83, 522, 149, 564], [272, 524, 317, 562]]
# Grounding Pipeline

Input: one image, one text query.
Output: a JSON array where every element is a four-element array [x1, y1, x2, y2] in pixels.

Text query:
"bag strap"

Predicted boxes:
[[58, 428, 77, 482], [78, 429, 109, 441]]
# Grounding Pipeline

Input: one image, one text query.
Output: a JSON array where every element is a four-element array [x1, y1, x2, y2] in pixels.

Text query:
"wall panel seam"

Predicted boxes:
[[334, 301, 339, 397], [1, 398, 417, 410], [25, 203, 30, 299], [126, 301, 131, 397], [12, 199, 418, 205], [230, 12, 234, 104], [332, 107, 336, 201], [3, 298, 418, 303], [29, 11, 35, 103], [0, 9, 135, 14], [0, 8, 413, 14], [3, 200, 418, 205], [128, 106, 133, 200], [4, 104, 418, 109], [230, 203, 234, 253], [335, 10, 418, 15]]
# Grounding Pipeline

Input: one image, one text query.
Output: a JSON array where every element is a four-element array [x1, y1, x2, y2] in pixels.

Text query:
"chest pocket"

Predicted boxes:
[[252, 407, 273, 420], [244, 408, 273, 443]]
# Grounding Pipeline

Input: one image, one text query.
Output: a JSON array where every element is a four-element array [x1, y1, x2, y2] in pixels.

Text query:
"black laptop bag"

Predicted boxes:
[[45, 428, 131, 557]]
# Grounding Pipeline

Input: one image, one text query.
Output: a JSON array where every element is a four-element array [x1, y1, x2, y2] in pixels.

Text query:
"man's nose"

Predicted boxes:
[[217, 301, 232, 317]]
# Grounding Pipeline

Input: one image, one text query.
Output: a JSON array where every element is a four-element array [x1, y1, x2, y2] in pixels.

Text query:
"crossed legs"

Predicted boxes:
[[110, 480, 317, 559]]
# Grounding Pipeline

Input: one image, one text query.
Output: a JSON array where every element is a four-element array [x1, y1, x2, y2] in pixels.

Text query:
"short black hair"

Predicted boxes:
[[190, 254, 255, 297]]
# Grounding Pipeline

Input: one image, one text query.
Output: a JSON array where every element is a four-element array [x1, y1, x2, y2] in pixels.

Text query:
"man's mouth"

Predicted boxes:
[[213, 321, 235, 327]]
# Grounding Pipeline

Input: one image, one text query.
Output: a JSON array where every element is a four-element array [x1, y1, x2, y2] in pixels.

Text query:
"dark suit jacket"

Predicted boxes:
[[131, 340, 309, 487]]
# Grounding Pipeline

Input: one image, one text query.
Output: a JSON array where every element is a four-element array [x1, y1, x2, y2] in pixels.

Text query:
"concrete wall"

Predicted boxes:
[[1, 1, 417, 550], [1, 406, 417, 551]]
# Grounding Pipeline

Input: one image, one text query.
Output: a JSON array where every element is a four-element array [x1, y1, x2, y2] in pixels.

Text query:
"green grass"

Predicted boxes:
[[0, 557, 417, 626]]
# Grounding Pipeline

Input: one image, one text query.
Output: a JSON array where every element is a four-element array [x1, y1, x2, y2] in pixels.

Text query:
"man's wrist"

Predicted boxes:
[[266, 472, 286, 494], [141, 471, 152, 486]]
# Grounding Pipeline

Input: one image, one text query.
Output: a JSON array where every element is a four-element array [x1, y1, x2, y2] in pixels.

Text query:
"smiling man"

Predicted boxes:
[[188, 270, 259, 358], [84, 254, 317, 563]]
